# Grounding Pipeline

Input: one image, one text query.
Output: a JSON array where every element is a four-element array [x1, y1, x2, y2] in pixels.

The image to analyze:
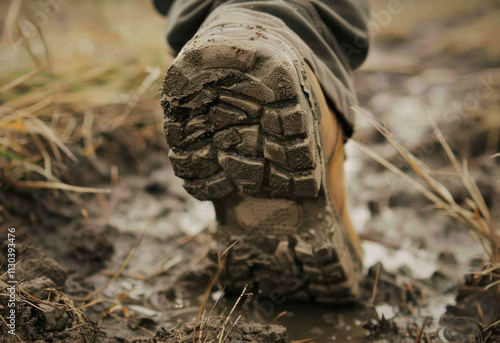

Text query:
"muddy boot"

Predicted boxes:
[[161, 8, 362, 304]]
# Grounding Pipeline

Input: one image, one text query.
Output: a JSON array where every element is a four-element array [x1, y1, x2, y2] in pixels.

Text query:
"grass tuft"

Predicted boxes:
[[352, 106, 500, 263], [0, 59, 163, 196]]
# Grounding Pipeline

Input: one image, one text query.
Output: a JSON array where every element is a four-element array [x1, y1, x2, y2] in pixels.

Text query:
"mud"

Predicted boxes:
[[153, 316, 288, 343], [0, 295, 95, 342], [1, 0, 500, 342]]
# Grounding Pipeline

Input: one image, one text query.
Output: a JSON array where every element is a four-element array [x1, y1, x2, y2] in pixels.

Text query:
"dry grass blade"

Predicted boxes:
[[17, 285, 62, 309], [79, 298, 109, 309], [4, 161, 60, 183], [0, 260, 22, 279], [24, 113, 77, 162], [1, 105, 77, 162], [424, 105, 462, 174], [34, 22, 53, 74], [0, 66, 46, 94], [485, 319, 500, 332], [270, 311, 288, 324], [207, 286, 225, 320], [466, 263, 500, 277], [371, 262, 382, 305], [2, 0, 23, 43], [12, 180, 111, 194], [218, 285, 248, 341], [484, 279, 500, 290], [415, 317, 429, 343], [470, 230, 496, 263], [197, 241, 238, 320], [463, 162, 494, 231], [352, 106, 500, 262], [16, 22, 41, 67], [29, 131, 52, 178], [352, 141, 445, 207]]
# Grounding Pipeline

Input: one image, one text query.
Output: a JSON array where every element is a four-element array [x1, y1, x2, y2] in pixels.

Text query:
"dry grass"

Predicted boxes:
[[353, 106, 500, 263], [1, 14, 165, 199], [197, 241, 238, 320], [0, 50, 163, 196]]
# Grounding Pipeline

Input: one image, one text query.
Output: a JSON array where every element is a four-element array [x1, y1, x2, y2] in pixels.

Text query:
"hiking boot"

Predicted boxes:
[[161, 15, 362, 304]]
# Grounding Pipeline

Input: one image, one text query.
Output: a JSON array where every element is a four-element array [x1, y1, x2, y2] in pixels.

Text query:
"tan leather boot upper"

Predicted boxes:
[[307, 65, 363, 260]]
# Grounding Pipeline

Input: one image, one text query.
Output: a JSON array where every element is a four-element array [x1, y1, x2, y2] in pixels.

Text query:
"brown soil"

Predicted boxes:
[[152, 316, 288, 343]]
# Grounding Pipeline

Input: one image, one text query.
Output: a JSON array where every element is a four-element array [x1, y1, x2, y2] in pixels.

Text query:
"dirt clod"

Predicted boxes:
[[362, 316, 399, 339], [153, 316, 288, 343], [12, 241, 67, 287], [21, 276, 56, 299], [441, 268, 500, 342], [39, 304, 73, 332]]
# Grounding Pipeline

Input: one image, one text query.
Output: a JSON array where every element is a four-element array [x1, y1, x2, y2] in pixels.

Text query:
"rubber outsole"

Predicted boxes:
[[161, 29, 361, 303]]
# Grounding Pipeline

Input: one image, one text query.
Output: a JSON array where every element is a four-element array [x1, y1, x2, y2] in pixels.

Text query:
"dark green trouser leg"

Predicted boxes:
[[153, 0, 370, 136]]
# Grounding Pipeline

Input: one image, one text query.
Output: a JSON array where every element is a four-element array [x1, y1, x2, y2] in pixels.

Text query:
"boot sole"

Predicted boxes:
[[162, 28, 361, 303]]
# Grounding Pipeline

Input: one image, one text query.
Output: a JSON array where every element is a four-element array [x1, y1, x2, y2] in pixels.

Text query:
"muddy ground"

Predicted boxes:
[[1, 0, 500, 342]]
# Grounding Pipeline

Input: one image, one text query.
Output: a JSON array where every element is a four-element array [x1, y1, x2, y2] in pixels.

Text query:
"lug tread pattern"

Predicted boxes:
[[215, 231, 361, 304], [162, 43, 321, 199]]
